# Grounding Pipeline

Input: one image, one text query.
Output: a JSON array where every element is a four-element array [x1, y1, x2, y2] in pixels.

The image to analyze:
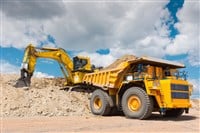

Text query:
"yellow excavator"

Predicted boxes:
[[15, 44, 93, 87]]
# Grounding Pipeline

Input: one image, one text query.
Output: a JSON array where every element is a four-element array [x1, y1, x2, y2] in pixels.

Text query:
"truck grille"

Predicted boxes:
[[171, 84, 189, 99], [171, 84, 189, 91], [171, 92, 189, 99]]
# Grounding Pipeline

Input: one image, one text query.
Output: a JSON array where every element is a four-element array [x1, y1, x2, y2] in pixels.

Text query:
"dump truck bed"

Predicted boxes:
[[83, 55, 137, 89], [83, 68, 123, 88], [82, 55, 185, 89]]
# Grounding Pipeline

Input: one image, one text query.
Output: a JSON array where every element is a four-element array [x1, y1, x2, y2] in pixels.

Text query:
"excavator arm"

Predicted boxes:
[[15, 44, 92, 87]]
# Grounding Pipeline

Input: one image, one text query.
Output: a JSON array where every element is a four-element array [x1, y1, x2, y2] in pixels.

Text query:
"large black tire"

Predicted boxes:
[[121, 87, 153, 119], [90, 89, 111, 116], [164, 109, 184, 118]]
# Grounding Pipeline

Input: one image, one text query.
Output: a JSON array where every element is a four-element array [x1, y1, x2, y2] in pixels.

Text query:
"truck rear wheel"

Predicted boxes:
[[164, 109, 184, 117], [122, 87, 153, 119], [90, 89, 111, 116]]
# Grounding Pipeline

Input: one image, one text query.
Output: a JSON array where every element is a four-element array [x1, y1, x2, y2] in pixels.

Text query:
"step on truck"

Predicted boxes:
[[83, 55, 192, 119]]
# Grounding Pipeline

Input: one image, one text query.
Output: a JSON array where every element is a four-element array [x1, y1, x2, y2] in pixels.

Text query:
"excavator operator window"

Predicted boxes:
[[73, 56, 88, 71]]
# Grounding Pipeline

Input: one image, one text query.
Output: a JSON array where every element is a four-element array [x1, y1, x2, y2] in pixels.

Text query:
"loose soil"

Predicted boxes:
[[0, 74, 199, 132]]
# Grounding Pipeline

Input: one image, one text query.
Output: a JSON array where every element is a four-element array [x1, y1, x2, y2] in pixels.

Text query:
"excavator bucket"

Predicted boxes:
[[14, 69, 32, 88], [15, 77, 31, 87]]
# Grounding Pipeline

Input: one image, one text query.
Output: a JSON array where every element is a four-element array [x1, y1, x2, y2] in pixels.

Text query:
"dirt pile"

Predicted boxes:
[[103, 54, 137, 70], [0, 74, 91, 117]]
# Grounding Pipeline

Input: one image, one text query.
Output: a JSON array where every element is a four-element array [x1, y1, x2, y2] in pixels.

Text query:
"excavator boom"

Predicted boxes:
[[15, 44, 92, 87]]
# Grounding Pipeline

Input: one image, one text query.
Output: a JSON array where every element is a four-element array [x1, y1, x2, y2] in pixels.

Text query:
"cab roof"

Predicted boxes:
[[128, 56, 185, 68]]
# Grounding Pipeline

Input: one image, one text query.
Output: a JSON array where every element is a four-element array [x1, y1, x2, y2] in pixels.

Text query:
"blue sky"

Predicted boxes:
[[0, 0, 199, 98]]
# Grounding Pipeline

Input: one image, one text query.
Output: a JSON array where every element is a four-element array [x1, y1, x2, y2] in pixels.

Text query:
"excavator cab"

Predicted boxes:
[[73, 56, 92, 72]]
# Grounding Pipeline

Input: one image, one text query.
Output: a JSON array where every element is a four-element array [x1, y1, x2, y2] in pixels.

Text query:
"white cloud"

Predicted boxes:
[[1, 1, 171, 58], [166, 0, 200, 66], [187, 49, 200, 66], [1, 1, 198, 55], [1, 15, 55, 48], [78, 51, 115, 67], [1, 1, 66, 20], [0, 59, 54, 78], [189, 79, 200, 98], [0, 60, 20, 74], [33, 71, 54, 78]]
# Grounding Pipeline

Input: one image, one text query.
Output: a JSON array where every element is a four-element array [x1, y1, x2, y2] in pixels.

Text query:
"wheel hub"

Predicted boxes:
[[128, 96, 141, 111], [94, 97, 102, 110]]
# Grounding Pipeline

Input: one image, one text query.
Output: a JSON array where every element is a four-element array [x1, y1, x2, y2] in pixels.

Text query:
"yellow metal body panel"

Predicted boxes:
[[72, 71, 87, 84], [144, 78, 191, 109], [83, 69, 120, 88], [83, 61, 131, 89]]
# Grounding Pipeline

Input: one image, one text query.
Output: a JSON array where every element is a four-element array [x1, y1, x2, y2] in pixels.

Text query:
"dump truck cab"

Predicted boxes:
[[121, 57, 192, 115]]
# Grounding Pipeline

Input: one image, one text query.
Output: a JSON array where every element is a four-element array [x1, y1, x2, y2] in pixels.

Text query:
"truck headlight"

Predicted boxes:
[[74, 76, 79, 83], [153, 80, 160, 87], [126, 75, 133, 81]]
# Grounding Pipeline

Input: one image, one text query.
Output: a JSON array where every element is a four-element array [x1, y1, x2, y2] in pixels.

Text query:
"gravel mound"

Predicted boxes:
[[103, 55, 137, 70], [0, 74, 91, 117]]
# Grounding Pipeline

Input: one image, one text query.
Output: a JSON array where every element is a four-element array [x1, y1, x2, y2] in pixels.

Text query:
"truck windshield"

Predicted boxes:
[[173, 70, 188, 80]]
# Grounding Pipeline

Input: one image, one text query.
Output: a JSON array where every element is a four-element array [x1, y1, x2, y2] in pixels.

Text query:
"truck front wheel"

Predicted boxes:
[[90, 89, 111, 116], [122, 87, 153, 119]]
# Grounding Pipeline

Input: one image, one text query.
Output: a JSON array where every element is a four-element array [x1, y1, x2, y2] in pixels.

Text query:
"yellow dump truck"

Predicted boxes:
[[83, 55, 192, 119]]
